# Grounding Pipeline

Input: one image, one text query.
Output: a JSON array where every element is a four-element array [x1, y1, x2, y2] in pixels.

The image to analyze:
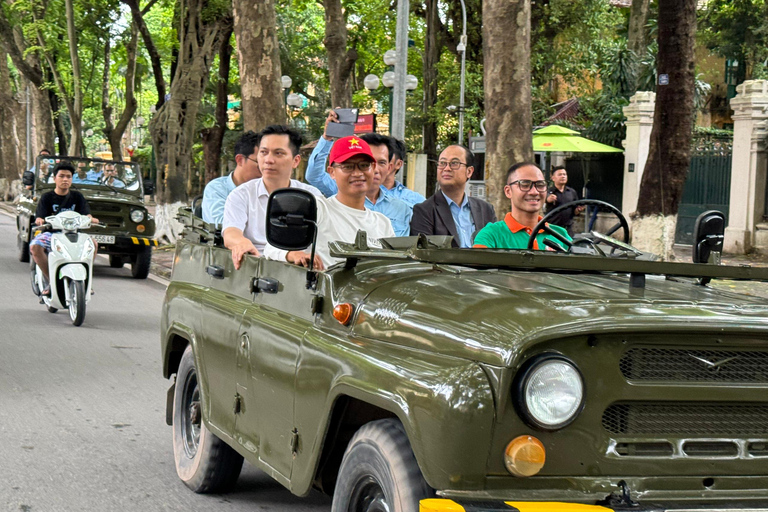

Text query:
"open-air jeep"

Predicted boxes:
[[16, 155, 157, 279], [161, 192, 768, 512]]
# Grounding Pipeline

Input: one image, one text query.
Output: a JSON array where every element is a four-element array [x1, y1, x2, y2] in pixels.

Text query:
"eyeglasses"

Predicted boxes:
[[332, 161, 373, 173], [507, 179, 548, 192], [436, 159, 468, 170], [246, 156, 259, 165]]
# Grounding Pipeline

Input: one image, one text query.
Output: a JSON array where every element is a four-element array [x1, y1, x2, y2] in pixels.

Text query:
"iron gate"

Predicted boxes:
[[675, 147, 732, 245]]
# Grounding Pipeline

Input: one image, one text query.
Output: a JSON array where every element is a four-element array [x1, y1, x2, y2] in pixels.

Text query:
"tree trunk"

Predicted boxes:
[[102, 24, 139, 160], [483, 0, 533, 217], [323, 0, 356, 108], [634, 0, 697, 259], [423, 0, 440, 196], [150, 0, 228, 242], [123, 0, 167, 110], [0, 49, 20, 182], [233, 0, 283, 131], [201, 19, 233, 186], [628, 0, 651, 61], [64, 0, 83, 156]]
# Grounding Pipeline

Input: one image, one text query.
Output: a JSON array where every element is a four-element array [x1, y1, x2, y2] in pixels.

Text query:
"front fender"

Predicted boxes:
[[58, 263, 88, 281]]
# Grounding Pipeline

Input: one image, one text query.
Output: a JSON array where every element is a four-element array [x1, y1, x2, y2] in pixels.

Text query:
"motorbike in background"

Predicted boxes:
[[30, 211, 98, 326]]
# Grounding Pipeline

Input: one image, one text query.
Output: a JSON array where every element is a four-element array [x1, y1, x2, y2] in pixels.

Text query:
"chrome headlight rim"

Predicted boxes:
[[130, 209, 145, 223], [513, 353, 585, 432]]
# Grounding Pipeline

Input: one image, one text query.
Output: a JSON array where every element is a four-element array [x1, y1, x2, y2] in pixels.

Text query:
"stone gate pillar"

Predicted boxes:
[[621, 92, 656, 219], [724, 80, 768, 254]]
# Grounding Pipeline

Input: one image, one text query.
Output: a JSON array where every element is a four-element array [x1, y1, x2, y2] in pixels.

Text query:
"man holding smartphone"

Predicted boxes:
[[305, 111, 412, 236]]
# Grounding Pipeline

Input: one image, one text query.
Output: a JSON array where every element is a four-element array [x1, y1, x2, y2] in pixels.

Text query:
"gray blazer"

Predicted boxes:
[[410, 190, 497, 247]]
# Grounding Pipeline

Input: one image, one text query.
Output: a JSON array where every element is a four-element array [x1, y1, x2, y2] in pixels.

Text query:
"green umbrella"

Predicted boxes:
[[533, 125, 622, 153]]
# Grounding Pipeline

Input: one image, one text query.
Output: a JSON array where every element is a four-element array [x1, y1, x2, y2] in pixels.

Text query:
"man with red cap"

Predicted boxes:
[[264, 135, 395, 269]]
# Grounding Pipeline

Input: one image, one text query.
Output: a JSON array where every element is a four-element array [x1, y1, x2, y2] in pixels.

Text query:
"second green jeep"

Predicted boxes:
[[16, 155, 157, 278]]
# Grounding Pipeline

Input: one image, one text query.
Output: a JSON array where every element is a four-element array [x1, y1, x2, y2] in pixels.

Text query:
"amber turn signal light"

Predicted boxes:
[[137, 224, 146, 233], [504, 435, 546, 477], [333, 303, 354, 325]]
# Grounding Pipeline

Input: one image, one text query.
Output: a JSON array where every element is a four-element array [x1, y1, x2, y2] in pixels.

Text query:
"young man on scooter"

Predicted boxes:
[[30, 162, 99, 297]]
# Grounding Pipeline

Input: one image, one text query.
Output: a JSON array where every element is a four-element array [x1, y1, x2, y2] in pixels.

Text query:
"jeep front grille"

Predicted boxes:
[[89, 202, 122, 212], [619, 348, 768, 383], [602, 402, 768, 436]]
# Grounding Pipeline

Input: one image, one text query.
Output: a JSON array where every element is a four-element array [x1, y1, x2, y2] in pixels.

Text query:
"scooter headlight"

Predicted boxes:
[[82, 237, 95, 260], [130, 209, 145, 223], [51, 237, 72, 259]]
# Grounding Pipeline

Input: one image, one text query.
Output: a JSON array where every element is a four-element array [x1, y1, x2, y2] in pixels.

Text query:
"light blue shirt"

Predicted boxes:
[[442, 191, 475, 248], [202, 174, 237, 224], [385, 181, 425, 208], [305, 137, 337, 197], [366, 187, 413, 237]]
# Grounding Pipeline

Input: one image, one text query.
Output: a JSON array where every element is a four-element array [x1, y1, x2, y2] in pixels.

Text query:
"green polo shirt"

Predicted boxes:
[[473, 212, 571, 250]]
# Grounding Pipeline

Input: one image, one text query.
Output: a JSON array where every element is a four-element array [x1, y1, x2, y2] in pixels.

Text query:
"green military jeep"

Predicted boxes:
[[16, 155, 157, 279], [161, 192, 768, 512]]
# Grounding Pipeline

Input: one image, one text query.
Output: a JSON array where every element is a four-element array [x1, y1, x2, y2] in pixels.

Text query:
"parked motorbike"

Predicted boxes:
[[30, 211, 99, 326]]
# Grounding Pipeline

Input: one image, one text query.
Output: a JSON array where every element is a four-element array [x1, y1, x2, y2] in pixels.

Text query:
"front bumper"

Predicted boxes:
[[421, 500, 768, 512]]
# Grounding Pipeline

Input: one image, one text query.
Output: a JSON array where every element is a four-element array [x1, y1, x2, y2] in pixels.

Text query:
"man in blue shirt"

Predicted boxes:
[[384, 138, 426, 208], [201, 131, 262, 224], [305, 115, 412, 235], [410, 145, 496, 248]]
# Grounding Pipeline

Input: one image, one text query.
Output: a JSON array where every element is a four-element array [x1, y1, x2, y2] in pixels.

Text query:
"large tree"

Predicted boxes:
[[633, 0, 698, 258], [322, 0, 356, 108], [233, 0, 283, 131], [483, 0, 533, 216], [0, 48, 23, 183], [102, 23, 139, 160]]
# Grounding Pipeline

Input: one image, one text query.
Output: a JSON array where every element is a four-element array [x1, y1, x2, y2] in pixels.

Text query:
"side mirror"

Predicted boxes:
[[143, 178, 155, 195], [266, 188, 318, 251], [692, 210, 725, 264], [22, 170, 35, 187]]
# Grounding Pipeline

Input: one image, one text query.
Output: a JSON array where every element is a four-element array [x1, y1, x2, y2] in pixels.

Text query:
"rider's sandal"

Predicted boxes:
[[42, 286, 51, 297]]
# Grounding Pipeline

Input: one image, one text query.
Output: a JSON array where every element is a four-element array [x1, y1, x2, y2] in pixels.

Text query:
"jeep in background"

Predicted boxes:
[[16, 155, 157, 279], [161, 193, 768, 512]]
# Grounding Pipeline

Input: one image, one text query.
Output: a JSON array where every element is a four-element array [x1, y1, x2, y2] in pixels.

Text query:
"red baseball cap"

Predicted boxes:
[[329, 136, 375, 165]]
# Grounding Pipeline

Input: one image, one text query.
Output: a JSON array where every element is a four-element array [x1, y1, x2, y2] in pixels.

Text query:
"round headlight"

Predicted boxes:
[[130, 209, 145, 223], [517, 355, 584, 430]]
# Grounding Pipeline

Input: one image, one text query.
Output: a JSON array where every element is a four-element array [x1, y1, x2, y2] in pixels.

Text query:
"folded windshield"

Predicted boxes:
[[36, 156, 142, 194]]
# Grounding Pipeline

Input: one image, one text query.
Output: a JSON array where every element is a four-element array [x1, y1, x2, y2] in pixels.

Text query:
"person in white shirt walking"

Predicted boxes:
[[222, 125, 322, 269], [264, 135, 394, 269]]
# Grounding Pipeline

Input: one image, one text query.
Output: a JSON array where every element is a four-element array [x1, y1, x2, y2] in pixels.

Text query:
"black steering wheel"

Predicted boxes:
[[527, 199, 630, 254]]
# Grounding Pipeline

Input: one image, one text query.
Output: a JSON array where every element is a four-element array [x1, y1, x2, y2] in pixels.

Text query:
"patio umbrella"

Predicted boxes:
[[532, 125, 623, 232]]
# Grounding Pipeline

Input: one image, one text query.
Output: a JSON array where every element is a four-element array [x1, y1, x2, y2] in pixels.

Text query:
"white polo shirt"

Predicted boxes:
[[222, 178, 323, 253]]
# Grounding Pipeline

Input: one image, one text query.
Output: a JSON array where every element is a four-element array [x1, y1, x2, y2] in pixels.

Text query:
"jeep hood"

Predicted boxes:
[[351, 267, 768, 367]]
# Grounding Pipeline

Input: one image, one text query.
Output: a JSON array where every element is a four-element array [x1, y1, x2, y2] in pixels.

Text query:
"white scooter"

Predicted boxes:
[[30, 211, 97, 326]]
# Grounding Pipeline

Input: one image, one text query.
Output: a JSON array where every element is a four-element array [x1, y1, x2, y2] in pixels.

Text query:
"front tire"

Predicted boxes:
[[68, 280, 86, 326], [173, 345, 243, 493], [331, 419, 433, 512], [109, 255, 124, 268], [131, 246, 151, 279]]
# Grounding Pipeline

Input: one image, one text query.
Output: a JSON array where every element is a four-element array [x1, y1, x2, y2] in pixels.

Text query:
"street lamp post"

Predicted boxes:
[[365, 60, 417, 137], [457, 0, 467, 146], [281, 75, 293, 121], [391, 0, 409, 142]]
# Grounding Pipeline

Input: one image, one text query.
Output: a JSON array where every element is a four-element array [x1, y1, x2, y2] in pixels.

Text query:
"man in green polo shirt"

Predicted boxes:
[[474, 162, 571, 250]]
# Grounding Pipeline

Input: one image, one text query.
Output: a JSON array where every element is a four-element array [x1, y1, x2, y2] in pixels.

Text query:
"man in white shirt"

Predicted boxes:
[[264, 135, 395, 269], [222, 125, 322, 269]]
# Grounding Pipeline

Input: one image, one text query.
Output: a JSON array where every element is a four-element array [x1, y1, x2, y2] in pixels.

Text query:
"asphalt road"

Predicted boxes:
[[0, 211, 331, 512]]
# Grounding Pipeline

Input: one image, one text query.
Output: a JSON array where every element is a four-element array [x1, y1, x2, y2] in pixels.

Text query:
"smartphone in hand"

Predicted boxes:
[[326, 122, 355, 138], [334, 108, 359, 123]]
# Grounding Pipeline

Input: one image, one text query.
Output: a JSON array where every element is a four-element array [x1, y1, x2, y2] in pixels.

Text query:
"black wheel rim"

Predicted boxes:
[[181, 369, 201, 459], [348, 476, 390, 512]]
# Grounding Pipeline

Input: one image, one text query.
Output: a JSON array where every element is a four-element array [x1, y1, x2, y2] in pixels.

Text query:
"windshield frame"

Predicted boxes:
[[34, 155, 144, 197]]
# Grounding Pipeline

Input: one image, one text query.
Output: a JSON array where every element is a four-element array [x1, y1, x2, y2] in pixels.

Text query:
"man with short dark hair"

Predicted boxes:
[[545, 165, 582, 235], [30, 162, 99, 295], [223, 125, 321, 269], [474, 162, 570, 250], [304, 113, 412, 235], [383, 138, 426, 208], [410, 144, 496, 248], [201, 130, 262, 224]]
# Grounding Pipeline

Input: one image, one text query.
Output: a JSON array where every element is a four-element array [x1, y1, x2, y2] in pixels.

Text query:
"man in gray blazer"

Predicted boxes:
[[410, 145, 496, 247]]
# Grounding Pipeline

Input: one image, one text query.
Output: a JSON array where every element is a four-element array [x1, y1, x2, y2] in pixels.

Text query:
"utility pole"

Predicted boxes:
[[457, 0, 467, 145], [390, 0, 409, 146]]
